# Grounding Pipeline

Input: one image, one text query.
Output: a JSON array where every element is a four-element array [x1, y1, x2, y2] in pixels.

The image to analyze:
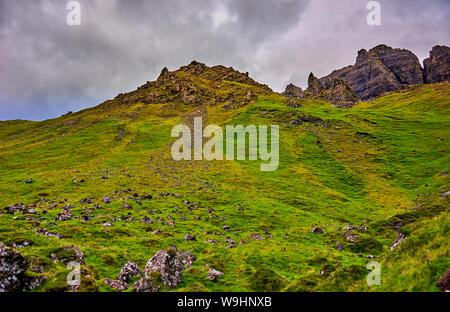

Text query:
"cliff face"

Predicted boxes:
[[284, 44, 449, 106], [320, 45, 423, 101], [369, 44, 424, 85], [424, 45, 450, 83]]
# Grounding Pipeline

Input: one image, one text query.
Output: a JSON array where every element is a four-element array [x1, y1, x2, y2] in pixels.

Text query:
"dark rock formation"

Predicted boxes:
[[317, 77, 361, 107], [133, 278, 160, 292], [0, 243, 47, 292], [118, 261, 142, 283], [320, 45, 426, 100], [286, 73, 360, 107], [312, 227, 324, 234], [370, 44, 424, 85], [0, 243, 28, 292], [307, 73, 324, 95], [424, 45, 450, 83], [145, 248, 195, 288], [104, 278, 129, 291], [436, 268, 450, 292], [282, 83, 304, 98]]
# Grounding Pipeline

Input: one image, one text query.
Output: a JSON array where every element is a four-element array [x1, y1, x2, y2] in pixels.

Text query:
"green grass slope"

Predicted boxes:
[[0, 64, 448, 292]]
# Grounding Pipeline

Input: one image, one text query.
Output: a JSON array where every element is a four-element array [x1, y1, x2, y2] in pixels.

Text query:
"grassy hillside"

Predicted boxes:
[[0, 64, 448, 292]]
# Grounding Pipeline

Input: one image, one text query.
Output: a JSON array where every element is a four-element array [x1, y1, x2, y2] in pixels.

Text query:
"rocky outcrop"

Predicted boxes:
[[282, 83, 304, 98], [0, 243, 28, 292], [0, 243, 46, 292], [144, 248, 195, 288], [437, 268, 450, 292], [133, 278, 160, 292], [424, 45, 450, 83], [370, 44, 424, 85], [104, 278, 129, 291], [320, 45, 426, 101], [284, 73, 360, 107], [118, 261, 142, 283], [307, 73, 325, 95], [316, 76, 361, 107]]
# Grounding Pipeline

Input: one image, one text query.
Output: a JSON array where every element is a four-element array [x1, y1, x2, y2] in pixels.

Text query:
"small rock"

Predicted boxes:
[[207, 268, 224, 281], [104, 278, 128, 291], [133, 278, 160, 292], [184, 234, 197, 241], [436, 268, 450, 292], [390, 232, 406, 251], [312, 227, 323, 234]]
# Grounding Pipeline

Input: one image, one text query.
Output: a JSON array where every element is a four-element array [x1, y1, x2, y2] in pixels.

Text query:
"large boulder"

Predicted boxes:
[[0, 243, 28, 292], [118, 261, 142, 283], [424, 45, 450, 83], [133, 278, 160, 292], [144, 248, 195, 288]]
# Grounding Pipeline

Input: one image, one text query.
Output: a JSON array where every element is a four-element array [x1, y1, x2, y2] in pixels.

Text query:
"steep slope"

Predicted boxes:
[[0, 61, 449, 292]]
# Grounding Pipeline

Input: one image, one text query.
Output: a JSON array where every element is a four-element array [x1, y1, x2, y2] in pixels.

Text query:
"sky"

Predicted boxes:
[[0, 0, 449, 121]]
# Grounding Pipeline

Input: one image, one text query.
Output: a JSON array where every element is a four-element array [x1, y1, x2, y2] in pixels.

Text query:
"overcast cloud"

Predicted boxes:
[[0, 0, 449, 120]]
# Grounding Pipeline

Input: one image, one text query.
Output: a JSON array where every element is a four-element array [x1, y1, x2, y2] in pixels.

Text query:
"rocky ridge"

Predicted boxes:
[[284, 44, 449, 105]]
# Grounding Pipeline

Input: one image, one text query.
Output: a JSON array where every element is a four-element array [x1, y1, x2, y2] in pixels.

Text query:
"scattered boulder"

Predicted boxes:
[[144, 248, 194, 288], [249, 234, 263, 241], [207, 268, 224, 281], [55, 209, 73, 221], [0, 243, 28, 292], [35, 228, 63, 239], [24, 275, 47, 291], [133, 278, 160, 292], [11, 240, 32, 249], [51, 245, 85, 264], [104, 278, 128, 291], [118, 261, 142, 283], [390, 232, 407, 251], [346, 234, 359, 243], [312, 227, 323, 234], [184, 234, 197, 241], [141, 216, 154, 224], [436, 268, 450, 292], [4, 203, 26, 214]]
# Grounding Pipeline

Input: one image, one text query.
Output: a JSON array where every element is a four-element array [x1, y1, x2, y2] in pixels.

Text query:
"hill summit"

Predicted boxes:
[[105, 61, 273, 110]]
